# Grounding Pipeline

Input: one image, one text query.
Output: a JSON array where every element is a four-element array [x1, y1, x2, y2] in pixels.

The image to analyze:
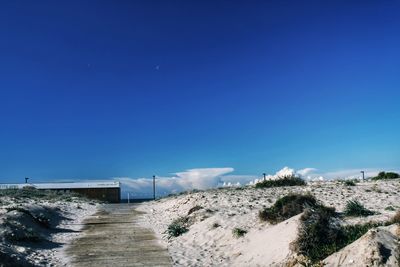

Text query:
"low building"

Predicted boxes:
[[0, 181, 121, 203]]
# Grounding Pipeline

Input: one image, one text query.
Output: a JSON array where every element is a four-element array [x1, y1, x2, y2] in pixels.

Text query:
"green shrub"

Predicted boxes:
[[344, 200, 375, 217], [385, 206, 396, 211], [293, 206, 340, 262], [341, 223, 382, 243], [258, 194, 321, 224], [344, 180, 356, 186], [294, 207, 380, 263], [232, 227, 247, 238], [211, 222, 220, 228], [255, 176, 306, 189], [167, 217, 189, 238], [372, 171, 400, 180]]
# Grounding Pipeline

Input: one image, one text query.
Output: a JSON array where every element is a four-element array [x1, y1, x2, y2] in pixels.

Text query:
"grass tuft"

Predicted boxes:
[[385, 206, 396, 211], [255, 176, 306, 189], [232, 227, 247, 238], [371, 171, 400, 181], [167, 217, 189, 238], [211, 222, 220, 228], [343, 200, 375, 217], [258, 194, 321, 224], [187, 205, 203, 215], [293, 206, 381, 263], [344, 180, 356, 186]]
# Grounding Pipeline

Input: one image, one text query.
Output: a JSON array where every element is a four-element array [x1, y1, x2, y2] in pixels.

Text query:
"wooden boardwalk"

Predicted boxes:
[[66, 204, 171, 267]]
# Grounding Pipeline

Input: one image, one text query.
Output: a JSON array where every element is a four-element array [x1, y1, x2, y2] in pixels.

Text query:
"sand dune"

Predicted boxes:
[[0, 192, 98, 266], [138, 179, 400, 266], [323, 224, 400, 267]]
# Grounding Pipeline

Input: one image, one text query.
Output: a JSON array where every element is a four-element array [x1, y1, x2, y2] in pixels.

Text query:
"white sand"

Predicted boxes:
[[0, 196, 98, 266], [48, 201, 98, 266], [137, 179, 400, 266], [323, 224, 400, 267]]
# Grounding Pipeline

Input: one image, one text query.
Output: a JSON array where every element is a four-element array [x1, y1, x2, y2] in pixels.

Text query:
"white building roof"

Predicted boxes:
[[0, 181, 120, 190]]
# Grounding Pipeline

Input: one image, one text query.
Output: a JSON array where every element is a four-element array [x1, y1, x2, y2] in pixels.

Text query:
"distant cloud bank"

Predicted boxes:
[[115, 168, 236, 198], [114, 167, 394, 198]]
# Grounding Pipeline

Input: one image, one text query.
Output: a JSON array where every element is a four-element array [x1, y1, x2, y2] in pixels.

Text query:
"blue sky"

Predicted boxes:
[[0, 1, 399, 185]]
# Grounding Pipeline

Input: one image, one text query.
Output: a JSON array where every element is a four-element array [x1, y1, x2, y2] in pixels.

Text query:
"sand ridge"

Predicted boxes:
[[137, 179, 400, 266]]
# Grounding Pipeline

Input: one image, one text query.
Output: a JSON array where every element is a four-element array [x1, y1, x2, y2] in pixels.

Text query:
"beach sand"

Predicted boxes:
[[137, 179, 400, 266], [0, 193, 98, 266]]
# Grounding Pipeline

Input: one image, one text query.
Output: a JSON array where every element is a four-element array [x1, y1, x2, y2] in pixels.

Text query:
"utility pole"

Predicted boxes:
[[263, 173, 266, 181], [25, 177, 29, 184], [360, 171, 365, 181], [153, 175, 156, 200]]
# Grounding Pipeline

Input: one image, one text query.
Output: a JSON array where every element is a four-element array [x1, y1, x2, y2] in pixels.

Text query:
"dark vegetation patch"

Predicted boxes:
[[232, 227, 247, 238], [372, 171, 400, 181], [0, 187, 87, 202], [211, 222, 220, 228], [187, 205, 203, 215], [385, 206, 396, 211], [293, 206, 339, 262], [167, 217, 189, 238], [255, 176, 306, 189], [343, 200, 375, 217], [258, 194, 321, 224], [293, 206, 382, 264], [343, 180, 356, 186], [235, 186, 246, 191]]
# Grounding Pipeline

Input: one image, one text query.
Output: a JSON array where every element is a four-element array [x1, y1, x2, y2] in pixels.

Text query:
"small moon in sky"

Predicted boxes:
[[155, 65, 160, 70]]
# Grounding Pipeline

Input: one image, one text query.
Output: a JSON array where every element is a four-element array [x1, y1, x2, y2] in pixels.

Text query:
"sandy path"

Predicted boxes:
[[65, 204, 172, 267]]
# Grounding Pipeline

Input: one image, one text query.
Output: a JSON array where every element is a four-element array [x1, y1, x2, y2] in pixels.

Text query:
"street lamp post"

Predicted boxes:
[[153, 175, 156, 200]]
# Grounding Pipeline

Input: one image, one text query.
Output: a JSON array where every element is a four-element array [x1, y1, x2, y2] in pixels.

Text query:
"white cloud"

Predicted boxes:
[[248, 166, 318, 185], [114, 166, 400, 198], [297, 168, 318, 177], [114, 167, 235, 198], [318, 168, 383, 180], [296, 168, 399, 181], [173, 168, 234, 190], [220, 174, 258, 185], [276, 166, 295, 178], [248, 166, 297, 185]]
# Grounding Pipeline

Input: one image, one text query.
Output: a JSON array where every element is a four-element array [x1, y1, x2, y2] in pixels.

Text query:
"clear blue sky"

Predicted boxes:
[[0, 0, 399, 182]]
